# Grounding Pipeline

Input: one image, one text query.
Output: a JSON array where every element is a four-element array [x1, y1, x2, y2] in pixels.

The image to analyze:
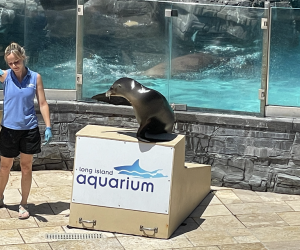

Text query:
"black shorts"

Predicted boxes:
[[0, 126, 41, 158]]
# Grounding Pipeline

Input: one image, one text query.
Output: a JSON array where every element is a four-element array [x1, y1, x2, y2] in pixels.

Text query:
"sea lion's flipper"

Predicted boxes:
[[137, 119, 176, 143], [145, 132, 178, 142], [92, 93, 131, 106], [137, 119, 152, 143]]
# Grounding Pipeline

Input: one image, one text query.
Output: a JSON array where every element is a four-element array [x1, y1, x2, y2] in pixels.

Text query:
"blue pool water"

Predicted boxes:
[[86, 43, 300, 113], [268, 43, 300, 107], [30, 43, 300, 114], [81, 45, 262, 113]]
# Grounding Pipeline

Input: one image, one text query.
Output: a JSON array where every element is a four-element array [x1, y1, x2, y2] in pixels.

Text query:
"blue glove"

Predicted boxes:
[[43, 127, 52, 145]]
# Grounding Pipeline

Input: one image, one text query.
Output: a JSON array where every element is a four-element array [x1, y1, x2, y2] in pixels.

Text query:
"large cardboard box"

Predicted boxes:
[[69, 125, 211, 238]]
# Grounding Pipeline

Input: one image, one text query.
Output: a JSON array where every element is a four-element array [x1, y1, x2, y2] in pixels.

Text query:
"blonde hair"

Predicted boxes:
[[4, 42, 27, 63]]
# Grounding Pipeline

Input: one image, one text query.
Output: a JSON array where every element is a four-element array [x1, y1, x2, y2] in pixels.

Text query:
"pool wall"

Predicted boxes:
[[4, 101, 300, 195]]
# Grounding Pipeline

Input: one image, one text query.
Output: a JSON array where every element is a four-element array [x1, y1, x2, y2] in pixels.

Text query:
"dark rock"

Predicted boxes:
[[46, 161, 67, 170]]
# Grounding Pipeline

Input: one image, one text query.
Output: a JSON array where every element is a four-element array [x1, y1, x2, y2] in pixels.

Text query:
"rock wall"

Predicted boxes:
[[6, 101, 299, 195], [176, 115, 300, 194], [0, 0, 299, 80], [1, 0, 299, 58]]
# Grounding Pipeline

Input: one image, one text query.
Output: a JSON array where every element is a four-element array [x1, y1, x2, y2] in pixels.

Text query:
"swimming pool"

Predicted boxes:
[[22, 3, 300, 115], [42, 44, 262, 113], [26, 36, 300, 115]]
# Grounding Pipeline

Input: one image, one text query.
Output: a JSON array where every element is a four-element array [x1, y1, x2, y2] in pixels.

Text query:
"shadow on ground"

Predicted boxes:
[[170, 190, 215, 238], [5, 201, 70, 221]]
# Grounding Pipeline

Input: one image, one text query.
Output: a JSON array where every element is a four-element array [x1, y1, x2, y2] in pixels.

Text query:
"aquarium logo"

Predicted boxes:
[[114, 159, 168, 179], [76, 159, 167, 193]]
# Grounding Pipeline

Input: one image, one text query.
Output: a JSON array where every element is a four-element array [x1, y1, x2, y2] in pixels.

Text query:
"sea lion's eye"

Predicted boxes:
[[118, 84, 122, 88]]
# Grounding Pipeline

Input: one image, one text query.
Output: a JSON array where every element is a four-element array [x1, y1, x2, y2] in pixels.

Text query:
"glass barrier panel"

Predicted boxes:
[[169, 3, 265, 113], [25, 1, 76, 90], [0, 1, 26, 90], [82, 0, 172, 100], [268, 7, 300, 107]]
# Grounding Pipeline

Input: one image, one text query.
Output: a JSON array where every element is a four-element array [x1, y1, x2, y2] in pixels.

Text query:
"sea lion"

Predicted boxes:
[[102, 77, 175, 143], [144, 52, 228, 78]]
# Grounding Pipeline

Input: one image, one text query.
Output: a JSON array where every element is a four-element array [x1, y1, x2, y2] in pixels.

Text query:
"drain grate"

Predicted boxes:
[[45, 233, 102, 240]]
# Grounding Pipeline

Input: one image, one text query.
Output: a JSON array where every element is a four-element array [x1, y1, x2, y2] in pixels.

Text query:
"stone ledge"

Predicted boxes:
[[1, 101, 300, 195], [1, 100, 296, 133], [44, 101, 299, 132]]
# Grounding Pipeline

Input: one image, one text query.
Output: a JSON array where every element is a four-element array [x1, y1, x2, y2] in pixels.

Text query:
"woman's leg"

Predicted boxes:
[[19, 153, 33, 205], [0, 156, 14, 203]]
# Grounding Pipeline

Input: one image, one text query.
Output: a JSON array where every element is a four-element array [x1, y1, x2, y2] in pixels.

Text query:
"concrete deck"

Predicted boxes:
[[0, 170, 300, 249]]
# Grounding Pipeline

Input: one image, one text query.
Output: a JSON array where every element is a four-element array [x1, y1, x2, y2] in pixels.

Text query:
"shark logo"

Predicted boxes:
[[114, 159, 167, 178]]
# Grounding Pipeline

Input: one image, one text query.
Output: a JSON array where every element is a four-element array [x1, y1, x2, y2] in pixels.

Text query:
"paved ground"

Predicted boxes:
[[0, 170, 300, 249]]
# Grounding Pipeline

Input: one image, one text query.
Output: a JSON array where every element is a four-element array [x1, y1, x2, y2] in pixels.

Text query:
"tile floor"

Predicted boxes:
[[0, 170, 300, 249]]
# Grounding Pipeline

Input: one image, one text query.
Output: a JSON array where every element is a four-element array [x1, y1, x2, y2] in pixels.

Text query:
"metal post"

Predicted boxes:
[[165, 6, 178, 103], [260, 1, 271, 116], [24, 0, 27, 48], [165, 8, 172, 102], [76, 0, 84, 101]]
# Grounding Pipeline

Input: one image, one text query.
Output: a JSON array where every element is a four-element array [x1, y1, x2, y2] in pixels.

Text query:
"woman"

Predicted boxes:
[[0, 42, 52, 219]]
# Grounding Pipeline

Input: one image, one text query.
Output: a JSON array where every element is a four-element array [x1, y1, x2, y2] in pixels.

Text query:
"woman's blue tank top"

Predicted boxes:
[[2, 68, 38, 130]]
